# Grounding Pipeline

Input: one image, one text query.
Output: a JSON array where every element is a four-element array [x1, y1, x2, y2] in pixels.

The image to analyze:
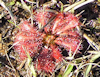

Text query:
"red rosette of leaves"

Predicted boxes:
[[14, 8, 82, 73]]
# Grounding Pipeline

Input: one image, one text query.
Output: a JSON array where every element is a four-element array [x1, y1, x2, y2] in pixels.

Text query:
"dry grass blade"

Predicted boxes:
[[0, 0, 16, 26], [85, 52, 100, 77], [83, 33, 100, 51], [64, 0, 85, 12], [64, 0, 95, 12]]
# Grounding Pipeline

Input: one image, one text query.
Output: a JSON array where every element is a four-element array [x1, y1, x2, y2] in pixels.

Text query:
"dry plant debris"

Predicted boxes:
[[0, 0, 100, 77]]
